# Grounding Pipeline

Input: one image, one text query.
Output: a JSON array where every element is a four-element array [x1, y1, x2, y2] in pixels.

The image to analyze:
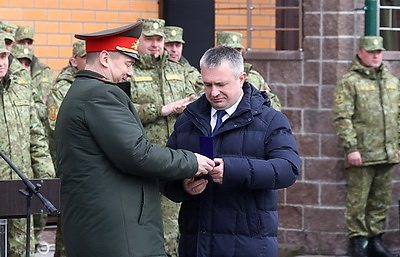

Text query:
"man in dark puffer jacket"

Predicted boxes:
[[160, 46, 300, 257]]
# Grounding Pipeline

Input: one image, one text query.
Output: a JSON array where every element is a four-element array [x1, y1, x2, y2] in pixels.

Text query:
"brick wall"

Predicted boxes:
[[3, 0, 400, 255], [215, 0, 277, 50], [1, 0, 159, 74], [245, 0, 400, 255]]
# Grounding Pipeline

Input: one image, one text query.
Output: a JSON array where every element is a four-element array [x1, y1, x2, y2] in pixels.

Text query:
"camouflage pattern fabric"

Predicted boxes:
[[180, 56, 203, 95], [31, 55, 55, 122], [345, 164, 393, 238], [332, 56, 400, 239], [0, 55, 55, 257], [332, 57, 400, 167], [244, 62, 281, 111], [47, 65, 77, 166], [128, 50, 197, 255], [15, 25, 34, 41], [0, 21, 17, 36], [129, 50, 197, 146]]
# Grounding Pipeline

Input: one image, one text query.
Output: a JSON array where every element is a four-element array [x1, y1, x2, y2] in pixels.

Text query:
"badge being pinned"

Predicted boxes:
[[335, 94, 344, 104]]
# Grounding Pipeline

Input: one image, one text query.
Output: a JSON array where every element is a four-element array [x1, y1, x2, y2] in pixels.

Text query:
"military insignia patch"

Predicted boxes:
[[49, 106, 59, 120], [335, 94, 344, 104]]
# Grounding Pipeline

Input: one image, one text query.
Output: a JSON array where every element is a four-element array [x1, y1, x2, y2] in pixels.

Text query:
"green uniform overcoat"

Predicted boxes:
[[55, 70, 198, 257]]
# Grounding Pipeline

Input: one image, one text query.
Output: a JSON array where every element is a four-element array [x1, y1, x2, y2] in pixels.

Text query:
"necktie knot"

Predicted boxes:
[[212, 110, 226, 136]]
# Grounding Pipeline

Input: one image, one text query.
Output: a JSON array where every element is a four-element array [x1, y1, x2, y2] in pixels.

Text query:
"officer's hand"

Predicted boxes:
[[194, 153, 215, 176], [210, 158, 224, 184], [161, 94, 195, 116], [347, 151, 362, 166], [183, 178, 208, 195]]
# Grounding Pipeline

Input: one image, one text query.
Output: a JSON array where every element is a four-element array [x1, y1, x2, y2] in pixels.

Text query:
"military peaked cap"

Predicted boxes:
[[75, 21, 143, 61], [358, 36, 385, 51], [217, 31, 245, 49], [165, 26, 185, 44]]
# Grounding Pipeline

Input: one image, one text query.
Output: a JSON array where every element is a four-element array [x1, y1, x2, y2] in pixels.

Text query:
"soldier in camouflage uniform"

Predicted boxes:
[[216, 31, 281, 111], [10, 42, 51, 251], [47, 40, 86, 257], [332, 36, 399, 257], [128, 18, 197, 257], [0, 33, 55, 257], [15, 25, 55, 124], [164, 26, 203, 94]]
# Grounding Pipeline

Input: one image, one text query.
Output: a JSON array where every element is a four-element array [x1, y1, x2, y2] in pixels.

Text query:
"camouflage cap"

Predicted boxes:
[[11, 43, 33, 61], [217, 31, 244, 49], [164, 26, 185, 44], [15, 26, 34, 42], [0, 30, 14, 42], [0, 21, 17, 36], [358, 36, 385, 51], [0, 34, 10, 53], [137, 18, 165, 37], [72, 40, 86, 57]]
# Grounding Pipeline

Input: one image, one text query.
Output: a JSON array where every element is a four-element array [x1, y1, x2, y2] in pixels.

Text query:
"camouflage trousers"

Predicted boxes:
[[54, 213, 66, 257], [161, 194, 181, 257], [7, 218, 35, 257], [33, 213, 47, 250], [345, 164, 393, 238]]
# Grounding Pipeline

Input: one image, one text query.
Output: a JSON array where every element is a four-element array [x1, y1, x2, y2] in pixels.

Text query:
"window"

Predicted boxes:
[[215, 0, 302, 51], [379, 0, 400, 50]]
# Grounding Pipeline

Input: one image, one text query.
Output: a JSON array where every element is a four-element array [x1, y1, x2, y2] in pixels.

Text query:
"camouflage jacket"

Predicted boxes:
[[47, 65, 77, 165], [244, 62, 281, 111], [129, 51, 197, 145], [180, 56, 203, 94], [332, 56, 400, 167], [0, 58, 54, 180], [31, 55, 55, 99], [31, 55, 55, 124]]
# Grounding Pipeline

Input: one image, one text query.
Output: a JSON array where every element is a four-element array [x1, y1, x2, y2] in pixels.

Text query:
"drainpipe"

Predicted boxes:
[[364, 0, 378, 36]]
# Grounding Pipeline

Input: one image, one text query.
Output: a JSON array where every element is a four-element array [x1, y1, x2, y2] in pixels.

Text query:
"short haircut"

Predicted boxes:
[[199, 46, 244, 78]]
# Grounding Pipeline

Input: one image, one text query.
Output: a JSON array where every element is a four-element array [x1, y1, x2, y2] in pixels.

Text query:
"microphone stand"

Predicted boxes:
[[0, 151, 58, 257]]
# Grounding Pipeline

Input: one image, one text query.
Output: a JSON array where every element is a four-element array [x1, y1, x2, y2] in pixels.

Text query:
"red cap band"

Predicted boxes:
[[85, 36, 139, 54]]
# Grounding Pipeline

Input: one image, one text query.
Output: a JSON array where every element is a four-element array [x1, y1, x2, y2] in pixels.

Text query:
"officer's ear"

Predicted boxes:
[[99, 50, 110, 67]]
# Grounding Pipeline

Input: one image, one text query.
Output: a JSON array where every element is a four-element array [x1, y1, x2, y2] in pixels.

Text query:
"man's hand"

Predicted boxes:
[[183, 178, 208, 195], [347, 151, 362, 166], [161, 94, 195, 116], [210, 158, 224, 184], [194, 153, 215, 176]]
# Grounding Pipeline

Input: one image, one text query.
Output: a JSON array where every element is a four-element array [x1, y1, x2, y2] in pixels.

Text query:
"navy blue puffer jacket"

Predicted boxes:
[[160, 83, 300, 257]]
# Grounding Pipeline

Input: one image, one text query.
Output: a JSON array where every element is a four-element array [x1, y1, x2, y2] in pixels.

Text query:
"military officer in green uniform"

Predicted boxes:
[[332, 36, 399, 257], [46, 40, 86, 257], [129, 18, 197, 257], [0, 33, 55, 257], [216, 31, 281, 111], [55, 21, 214, 257], [164, 25, 203, 94]]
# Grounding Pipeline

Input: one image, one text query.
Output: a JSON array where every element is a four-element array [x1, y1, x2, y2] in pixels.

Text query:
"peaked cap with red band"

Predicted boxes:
[[74, 21, 143, 61]]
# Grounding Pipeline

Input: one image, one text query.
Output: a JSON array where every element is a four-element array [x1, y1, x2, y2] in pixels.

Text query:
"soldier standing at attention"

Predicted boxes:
[[47, 39, 86, 257], [164, 25, 203, 94], [216, 31, 281, 111], [332, 36, 399, 257], [0, 33, 55, 257], [14, 25, 55, 122], [128, 18, 197, 257]]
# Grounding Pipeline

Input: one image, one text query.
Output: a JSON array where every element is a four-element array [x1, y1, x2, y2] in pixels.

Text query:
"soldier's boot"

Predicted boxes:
[[368, 234, 395, 257], [349, 236, 368, 257]]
